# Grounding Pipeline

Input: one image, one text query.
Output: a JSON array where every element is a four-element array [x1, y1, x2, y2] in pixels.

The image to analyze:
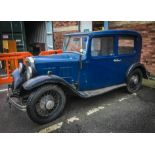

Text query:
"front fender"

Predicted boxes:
[[22, 75, 83, 97]]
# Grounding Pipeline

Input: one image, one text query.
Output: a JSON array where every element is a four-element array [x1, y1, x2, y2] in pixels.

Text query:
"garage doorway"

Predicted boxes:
[[24, 21, 54, 55]]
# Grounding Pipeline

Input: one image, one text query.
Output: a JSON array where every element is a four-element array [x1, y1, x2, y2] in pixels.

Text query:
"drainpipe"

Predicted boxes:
[[51, 21, 55, 50], [78, 21, 80, 32], [104, 21, 109, 30], [10, 22, 14, 39]]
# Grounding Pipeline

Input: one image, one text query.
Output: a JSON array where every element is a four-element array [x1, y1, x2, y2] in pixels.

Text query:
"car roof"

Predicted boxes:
[[64, 30, 141, 37]]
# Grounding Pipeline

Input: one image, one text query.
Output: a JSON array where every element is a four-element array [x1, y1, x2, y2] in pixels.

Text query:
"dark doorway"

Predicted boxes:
[[24, 21, 46, 55], [92, 21, 104, 31]]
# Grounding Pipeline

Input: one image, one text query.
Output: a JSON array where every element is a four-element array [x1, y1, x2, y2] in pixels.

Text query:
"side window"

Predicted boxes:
[[91, 37, 114, 56], [118, 36, 135, 55]]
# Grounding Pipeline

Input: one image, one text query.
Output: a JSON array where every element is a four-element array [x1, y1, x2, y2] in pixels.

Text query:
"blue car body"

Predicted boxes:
[[26, 30, 142, 91], [8, 30, 149, 123]]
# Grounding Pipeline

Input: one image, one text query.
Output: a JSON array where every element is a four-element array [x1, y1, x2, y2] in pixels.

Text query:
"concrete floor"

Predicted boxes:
[[0, 86, 155, 133]]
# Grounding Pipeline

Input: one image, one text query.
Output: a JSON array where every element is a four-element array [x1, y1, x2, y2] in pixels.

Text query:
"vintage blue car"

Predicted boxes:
[[7, 30, 149, 124]]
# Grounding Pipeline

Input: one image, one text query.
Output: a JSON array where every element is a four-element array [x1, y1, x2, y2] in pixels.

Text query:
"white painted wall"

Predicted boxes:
[[80, 21, 92, 32], [45, 21, 54, 50]]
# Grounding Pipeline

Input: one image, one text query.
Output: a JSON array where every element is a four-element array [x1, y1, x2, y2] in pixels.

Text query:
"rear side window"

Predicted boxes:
[[91, 37, 114, 56], [118, 36, 135, 55]]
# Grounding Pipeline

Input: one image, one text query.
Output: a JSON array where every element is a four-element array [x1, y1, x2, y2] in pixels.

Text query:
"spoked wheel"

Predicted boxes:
[[127, 69, 143, 93], [27, 85, 66, 124], [36, 91, 60, 117]]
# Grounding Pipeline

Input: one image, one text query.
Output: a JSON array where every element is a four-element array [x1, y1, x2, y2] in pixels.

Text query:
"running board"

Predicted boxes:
[[78, 84, 126, 98]]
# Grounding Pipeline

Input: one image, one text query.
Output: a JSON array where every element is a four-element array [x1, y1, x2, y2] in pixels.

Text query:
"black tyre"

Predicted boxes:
[[27, 84, 66, 124], [127, 69, 143, 93]]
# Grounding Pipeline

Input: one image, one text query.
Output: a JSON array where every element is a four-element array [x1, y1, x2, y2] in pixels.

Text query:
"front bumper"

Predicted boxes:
[[7, 85, 26, 112]]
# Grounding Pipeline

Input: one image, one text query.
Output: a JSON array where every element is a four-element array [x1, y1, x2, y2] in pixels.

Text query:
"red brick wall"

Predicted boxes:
[[53, 21, 79, 49], [109, 22, 155, 76]]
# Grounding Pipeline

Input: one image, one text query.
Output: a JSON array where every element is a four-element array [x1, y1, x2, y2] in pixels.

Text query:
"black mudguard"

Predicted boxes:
[[126, 63, 149, 79], [22, 75, 83, 97]]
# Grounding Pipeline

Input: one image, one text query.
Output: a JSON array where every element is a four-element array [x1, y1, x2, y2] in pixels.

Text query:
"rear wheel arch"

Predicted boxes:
[[134, 66, 147, 78], [126, 63, 148, 80]]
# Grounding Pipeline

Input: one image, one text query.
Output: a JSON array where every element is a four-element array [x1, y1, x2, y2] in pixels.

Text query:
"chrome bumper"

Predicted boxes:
[[7, 85, 26, 112]]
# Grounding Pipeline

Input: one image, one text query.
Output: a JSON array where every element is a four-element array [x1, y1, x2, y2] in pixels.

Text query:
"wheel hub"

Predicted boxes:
[[131, 75, 139, 84], [46, 100, 55, 110], [39, 95, 55, 111]]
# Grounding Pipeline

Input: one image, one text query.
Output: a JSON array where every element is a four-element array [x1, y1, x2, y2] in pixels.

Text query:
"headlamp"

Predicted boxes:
[[26, 66, 33, 80]]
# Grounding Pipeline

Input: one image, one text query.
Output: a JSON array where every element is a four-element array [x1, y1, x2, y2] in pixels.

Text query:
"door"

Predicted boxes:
[[86, 36, 119, 90], [114, 35, 138, 84]]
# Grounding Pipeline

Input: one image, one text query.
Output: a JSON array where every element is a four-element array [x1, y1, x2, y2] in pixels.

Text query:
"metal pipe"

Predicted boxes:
[[10, 21, 14, 39], [104, 21, 109, 30], [20, 21, 25, 51]]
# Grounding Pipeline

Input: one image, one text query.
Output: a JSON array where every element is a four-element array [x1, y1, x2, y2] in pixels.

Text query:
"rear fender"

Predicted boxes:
[[126, 63, 149, 79]]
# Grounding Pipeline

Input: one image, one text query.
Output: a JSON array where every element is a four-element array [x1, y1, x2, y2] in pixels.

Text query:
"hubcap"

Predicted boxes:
[[129, 74, 140, 91], [38, 95, 55, 114], [39, 95, 55, 111], [46, 100, 55, 110], [131, 75, 139, 84], [35, 91, 60, 117]]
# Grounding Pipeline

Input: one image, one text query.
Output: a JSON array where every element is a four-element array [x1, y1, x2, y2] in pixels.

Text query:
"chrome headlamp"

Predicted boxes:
[[27, 57, 34, 64], [26, 57, 35, 80], [18, 63, 24, 74], [26, 66, 33, 80]]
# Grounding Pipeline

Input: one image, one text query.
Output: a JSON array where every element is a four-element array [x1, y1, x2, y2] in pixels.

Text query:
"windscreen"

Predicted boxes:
[[63, 35, 88, 53]]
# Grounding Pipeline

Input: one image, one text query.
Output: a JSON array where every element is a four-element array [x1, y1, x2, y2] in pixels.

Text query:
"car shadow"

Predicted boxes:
[[38, 86, 155, 133], [37, 87, 128, 131]]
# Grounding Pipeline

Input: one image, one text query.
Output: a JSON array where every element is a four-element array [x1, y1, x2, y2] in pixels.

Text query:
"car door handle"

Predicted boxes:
[[113, 59, 122, 62]]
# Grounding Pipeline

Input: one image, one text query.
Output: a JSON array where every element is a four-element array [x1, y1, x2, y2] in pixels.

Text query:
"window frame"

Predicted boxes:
[[63, 35, 88, 53], [90, 35, 116, 58]]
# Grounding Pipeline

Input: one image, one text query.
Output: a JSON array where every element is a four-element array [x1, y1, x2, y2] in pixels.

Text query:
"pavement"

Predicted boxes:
[[0, 85, 155, 133]]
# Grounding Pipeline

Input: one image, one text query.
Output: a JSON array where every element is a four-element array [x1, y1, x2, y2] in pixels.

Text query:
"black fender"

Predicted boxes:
[[126, 63, 149, 79], [22, 75, 83, 97]]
